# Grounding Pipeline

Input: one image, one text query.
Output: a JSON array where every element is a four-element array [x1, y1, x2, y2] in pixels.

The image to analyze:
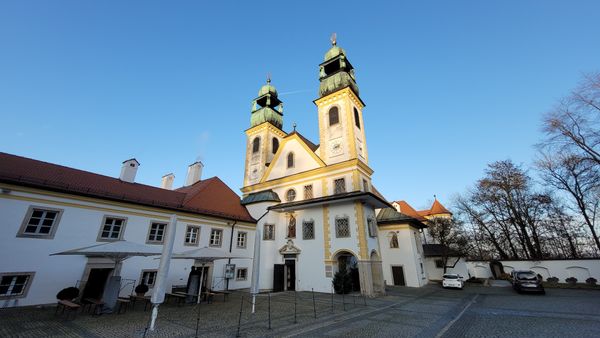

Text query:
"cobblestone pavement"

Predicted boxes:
[[1, 286, 599, 337]]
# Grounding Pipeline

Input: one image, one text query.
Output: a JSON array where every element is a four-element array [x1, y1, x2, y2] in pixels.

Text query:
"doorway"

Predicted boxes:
[[391, 266, 406, 286], [285, 259, 296, 291], [82, 268, 112, 300], [336, 251, 360, 292]]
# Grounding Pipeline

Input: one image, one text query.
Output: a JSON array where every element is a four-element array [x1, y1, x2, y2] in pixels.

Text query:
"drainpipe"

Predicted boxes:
[[225, 220, 237, 291]]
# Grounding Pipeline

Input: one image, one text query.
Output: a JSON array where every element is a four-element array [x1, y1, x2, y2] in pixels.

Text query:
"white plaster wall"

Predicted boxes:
[[266, 139, 321, 181], [424, 257, 469, 281], [466, 260, 600, 282], [378, 228, 425, 287], [0, 189, 254, 307]]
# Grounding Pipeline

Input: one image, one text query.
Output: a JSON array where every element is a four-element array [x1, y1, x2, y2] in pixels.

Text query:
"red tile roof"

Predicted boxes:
[[429, 199, 452, 215], [393, 200, 428, 221], [0, 152, 255, 222]]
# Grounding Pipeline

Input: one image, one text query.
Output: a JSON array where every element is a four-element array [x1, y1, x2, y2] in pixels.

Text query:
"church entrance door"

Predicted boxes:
[[273, 264, 285, 292], [392, 266, 406, 286], [285, 259, 296, 291]]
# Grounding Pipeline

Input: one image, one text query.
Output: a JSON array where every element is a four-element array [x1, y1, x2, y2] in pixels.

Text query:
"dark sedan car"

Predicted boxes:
[[512, 270, 545, 294]]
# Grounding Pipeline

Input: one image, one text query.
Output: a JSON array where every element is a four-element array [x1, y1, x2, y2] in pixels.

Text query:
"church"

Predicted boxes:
[[240, 38, 448, 296]]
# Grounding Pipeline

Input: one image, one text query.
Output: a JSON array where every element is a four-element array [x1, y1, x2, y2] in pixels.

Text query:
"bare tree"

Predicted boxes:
[[427, 217, 467, 272]]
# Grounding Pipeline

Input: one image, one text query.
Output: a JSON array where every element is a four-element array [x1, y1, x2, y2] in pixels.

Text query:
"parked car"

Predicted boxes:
[[442, 273, 464, 289], [512, 270, 545, 294]]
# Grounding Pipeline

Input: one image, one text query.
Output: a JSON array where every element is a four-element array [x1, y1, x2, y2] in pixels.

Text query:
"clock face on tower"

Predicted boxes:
[[329, 139, 343, 156]]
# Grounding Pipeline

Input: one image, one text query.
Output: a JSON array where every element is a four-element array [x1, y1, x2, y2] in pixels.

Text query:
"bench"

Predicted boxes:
[[55, 300, 80, 319], [82, 298, 104, 315], [116, 297, 131, 314], [166, 292, 187, 306]]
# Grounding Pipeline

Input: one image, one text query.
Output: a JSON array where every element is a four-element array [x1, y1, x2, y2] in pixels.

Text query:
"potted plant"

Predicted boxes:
[[565, 277, 577, 286], [585, 277, 597, 286], [135, 283, 149, 296], [547, 277, 559, 286]]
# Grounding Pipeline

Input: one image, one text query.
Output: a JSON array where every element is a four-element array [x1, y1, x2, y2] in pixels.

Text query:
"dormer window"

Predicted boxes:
[[329, 107, 339, 126], [354, 107, 361, 129], [287, 152, 294, 168], [252, 137, 260, 153]]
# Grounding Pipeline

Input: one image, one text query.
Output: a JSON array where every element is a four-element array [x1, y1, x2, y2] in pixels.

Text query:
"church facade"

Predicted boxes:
[[241, 40, 390, 296]]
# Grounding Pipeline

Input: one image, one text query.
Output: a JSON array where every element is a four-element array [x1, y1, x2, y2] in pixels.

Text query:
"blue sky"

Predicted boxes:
[[1, 1, 599, 209]]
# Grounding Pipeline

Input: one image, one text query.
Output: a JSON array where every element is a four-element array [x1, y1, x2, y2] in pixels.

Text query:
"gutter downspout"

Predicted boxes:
[[225, 220, 237, 291], [250, 210, 270, 313]]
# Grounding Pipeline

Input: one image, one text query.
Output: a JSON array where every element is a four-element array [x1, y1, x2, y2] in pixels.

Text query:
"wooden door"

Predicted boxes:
[[392, 266, 405, 286], [273, 264, 285, 292]]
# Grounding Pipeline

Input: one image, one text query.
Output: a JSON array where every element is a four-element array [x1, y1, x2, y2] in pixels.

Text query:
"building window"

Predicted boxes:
[[210, 228, 223, 247], [367, 218, 376, 238], [287, 152, 294, 168], [390, 233, 399, 248], [237, 232, 247, 248], [236, 268, 248, 281], [335, 217, 350, 238], [286, 189, 296, 202], [354, 107, 361, 129], [334, 178, 346, 194], [363, 179, 369, 192], [303, 185, 313, 199], [252, 137, 260, 153], [435, 259, 444, 269], [98, 216, 126, 241], [287, 215, 296, 238], [263, 224, 275, 240], [185, 225, 200, 246], [302, 220, 315, 240], [147, 222, 167, 244], [17, 206, 63, 239], [329, 107, 339, 126], [140, 270, 157, 287], [272, 138, 279, 154], [0, 272, 34, 299]]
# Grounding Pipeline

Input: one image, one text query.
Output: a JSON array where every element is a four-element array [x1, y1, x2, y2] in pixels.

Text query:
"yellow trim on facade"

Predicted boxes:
[[354, 201, 369, 259], [351, 170, 360, 191], [322, 204, 332, 261], [378, 223, 413, 230], [242, 159, 373, 194], [259, 133, 326, 184]]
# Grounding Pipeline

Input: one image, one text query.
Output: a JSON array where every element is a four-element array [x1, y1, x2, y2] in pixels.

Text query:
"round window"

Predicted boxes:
[[286, 189, 296, 202]]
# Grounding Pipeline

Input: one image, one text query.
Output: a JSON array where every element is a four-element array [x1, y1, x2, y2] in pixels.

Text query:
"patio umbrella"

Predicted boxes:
[[170, 246, 250, 338], [51, 240, 162, 311]]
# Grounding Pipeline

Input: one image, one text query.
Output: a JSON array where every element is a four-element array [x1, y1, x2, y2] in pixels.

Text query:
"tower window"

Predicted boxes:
[[329, 107, 339, 126], [287, 152, 294, 168], [354, 108, 361, 129], [272, 138, 279, 154], [286, 189, 296, 202], [334, 178, 346, 194], [252, 137, 260, 153]]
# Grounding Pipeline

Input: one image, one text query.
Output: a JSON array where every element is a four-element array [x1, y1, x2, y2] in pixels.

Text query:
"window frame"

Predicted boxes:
[[140, 269, 158, 287], [287, 152, 295, 168], [367, 218, 377, 238], [184, 225, 201, 246], [286, 188, 296, 202], [97, 215, 128, 242], [263, 223, 275, 240], [17, 206, 64, 239], [0, 272, 35, 299], [146, 221, 168, 244], [303, 184, 313, 199], [328, 106, 340, 126], [236, 231, 247, 249], [236, 268, 248, 281], [209, 228, 223, 247], [333, 178, 346, 194], [335, 216, 351, 238], [302, 220, 315, 240], [272, 137, 279, 154], [353, 107, 361, 129], [252, 137, 260, 153]]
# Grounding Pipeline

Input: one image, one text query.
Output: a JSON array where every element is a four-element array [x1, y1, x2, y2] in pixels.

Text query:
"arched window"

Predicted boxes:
[[353, 107, 361, 129], [287, 215, 296, 238], [390, 233, 399, 248], [286, 189, 296, 202], [287, 152, 294, 168], [272, 138, 279, 154], [252, 137, 260, 153], [329, 107, 339, 126]]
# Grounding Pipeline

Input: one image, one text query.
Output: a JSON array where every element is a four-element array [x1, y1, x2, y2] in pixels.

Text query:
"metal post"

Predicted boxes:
[[342, 292, 346, 311], [268, 292, 272, 330], [236, 296, 244, 338], [331, 287, 334, 313], [312, 288, 316, 319], [294, 291, 297, 324]]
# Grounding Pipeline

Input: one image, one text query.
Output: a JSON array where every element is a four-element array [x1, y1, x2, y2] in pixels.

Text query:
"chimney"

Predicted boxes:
[[185, 161, 203, 186], [120, 158, 140, 183], [161, 173, 175, 190]]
